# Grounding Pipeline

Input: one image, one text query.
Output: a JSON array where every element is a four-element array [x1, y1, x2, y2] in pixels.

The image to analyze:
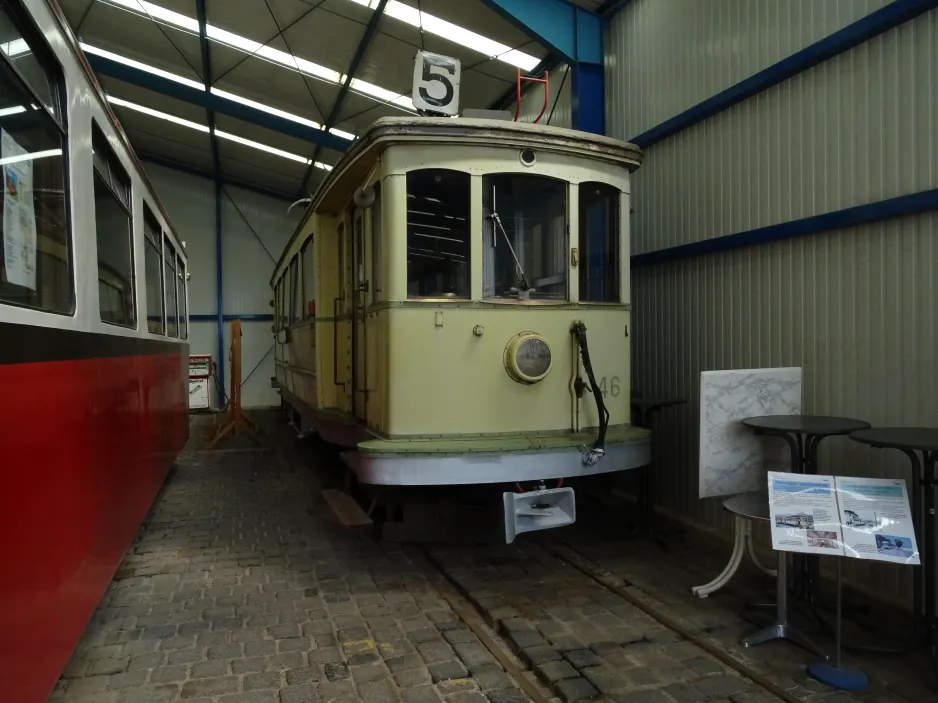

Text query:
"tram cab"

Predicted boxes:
[[272, 116, 650, 541]]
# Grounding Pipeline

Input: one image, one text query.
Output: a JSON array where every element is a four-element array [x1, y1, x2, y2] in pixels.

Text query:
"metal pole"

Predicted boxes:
[[835, 557, 843, 669]]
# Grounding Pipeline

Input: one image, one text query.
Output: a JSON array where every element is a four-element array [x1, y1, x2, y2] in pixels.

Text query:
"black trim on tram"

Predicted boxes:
[[0, 321, 187, 365]]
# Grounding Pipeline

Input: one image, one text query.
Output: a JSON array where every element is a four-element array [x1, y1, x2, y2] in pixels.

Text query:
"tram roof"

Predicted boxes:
[[271, 116, 643, 279]]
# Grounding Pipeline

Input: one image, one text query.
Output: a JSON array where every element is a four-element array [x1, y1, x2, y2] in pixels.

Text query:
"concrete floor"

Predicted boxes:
[[50, 411, 936, 703]]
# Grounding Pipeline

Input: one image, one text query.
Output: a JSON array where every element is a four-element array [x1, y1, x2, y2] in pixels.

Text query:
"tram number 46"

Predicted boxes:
[[412, 50, 461, 116], [596, 376, 621, 397]]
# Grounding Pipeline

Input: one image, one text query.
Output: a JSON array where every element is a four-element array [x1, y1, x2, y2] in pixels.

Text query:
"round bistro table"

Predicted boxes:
[[850, 427, 938, 673], [725, 492, 826, 657], [740, 416, 871, 603]]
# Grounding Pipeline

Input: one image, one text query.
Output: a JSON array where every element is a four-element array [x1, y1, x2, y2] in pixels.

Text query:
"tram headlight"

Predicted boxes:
[[504, 332, 552, 384]]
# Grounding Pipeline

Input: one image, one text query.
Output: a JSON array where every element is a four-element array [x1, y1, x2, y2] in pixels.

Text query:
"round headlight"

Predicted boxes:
[[504, 332, 552, 384]]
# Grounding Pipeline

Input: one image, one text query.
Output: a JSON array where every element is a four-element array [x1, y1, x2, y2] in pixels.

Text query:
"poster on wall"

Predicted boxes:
[[2, 128, 38, 290]]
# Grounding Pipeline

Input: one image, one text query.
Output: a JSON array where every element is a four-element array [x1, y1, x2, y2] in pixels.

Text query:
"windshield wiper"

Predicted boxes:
[[488, 188, 531, 294]]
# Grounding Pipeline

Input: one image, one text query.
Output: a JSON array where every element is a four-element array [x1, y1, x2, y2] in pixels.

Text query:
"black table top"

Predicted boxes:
[[742, 415, 871, 436], [850, 427, 938, 452]]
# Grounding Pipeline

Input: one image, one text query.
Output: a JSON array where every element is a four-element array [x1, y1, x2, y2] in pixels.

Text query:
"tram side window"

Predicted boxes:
[[290, 255, 300, 324], [301, 235, 315, 318], [176, 253, 187, 340], [164, 239, 178, 338], [280, 262, 291, 325], [483, 174, 567, 300], [406, 169, 470, 299], [0, 4, 72, 314], [579, 182, 620, 302], [92, 123, 135, 327], [143, 205, 164, 334]]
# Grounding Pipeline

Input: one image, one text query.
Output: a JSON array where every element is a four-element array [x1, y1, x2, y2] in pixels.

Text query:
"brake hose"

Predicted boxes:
[[571, 321, 609, 466]]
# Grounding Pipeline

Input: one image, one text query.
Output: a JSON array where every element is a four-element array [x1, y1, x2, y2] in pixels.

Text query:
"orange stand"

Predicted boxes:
[[206, 320, 260, 450]]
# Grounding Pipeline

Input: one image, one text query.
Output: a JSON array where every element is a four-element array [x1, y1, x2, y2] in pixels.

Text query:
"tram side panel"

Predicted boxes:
[[0, 329, 188, 702]]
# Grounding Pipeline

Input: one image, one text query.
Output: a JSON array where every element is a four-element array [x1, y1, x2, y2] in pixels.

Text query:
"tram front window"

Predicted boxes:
[[483, 174, 567, 300], [406, 169, 470, 299]]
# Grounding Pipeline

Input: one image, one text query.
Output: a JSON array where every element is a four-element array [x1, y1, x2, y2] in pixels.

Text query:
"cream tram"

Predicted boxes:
[[272, 116, 650, 541]]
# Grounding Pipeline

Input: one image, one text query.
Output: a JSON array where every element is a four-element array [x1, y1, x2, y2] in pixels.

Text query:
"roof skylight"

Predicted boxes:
[[344, 0, 540, 71], [82, 42, 355, 147], [97, 0, 416, 112], [106, 94, 332, 171]]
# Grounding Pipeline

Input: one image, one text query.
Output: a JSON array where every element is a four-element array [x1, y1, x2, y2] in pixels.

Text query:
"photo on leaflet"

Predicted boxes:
[[807, 530, 838, 549], [875, 533, 914, 558], [775, 512, 814, 530]]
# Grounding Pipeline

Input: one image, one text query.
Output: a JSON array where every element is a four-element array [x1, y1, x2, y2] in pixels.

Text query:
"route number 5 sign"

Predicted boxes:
[[412, 51, 461, 116]]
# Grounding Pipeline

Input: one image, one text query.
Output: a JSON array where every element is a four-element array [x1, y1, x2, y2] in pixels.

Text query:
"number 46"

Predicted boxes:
[[597, 376, 621, 397]]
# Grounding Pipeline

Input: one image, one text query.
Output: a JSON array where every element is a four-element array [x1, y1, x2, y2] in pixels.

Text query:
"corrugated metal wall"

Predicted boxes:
[[608, 2, 938, 606], [145, 162, 299, 408], [608, 0, 891, 137]]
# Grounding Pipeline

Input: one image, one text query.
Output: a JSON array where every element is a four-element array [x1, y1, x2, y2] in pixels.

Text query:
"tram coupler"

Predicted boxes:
[[503, 486, 576, 543]]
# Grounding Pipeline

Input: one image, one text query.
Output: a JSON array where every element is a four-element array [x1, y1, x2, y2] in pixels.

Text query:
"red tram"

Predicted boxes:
[[0, 1, 189, 699]]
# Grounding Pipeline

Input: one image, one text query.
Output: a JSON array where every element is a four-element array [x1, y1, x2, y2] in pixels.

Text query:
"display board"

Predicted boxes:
[[767, 471, 920, 565]]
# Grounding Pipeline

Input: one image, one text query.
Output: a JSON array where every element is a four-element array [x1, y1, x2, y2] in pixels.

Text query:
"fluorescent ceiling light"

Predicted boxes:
[[0, 149, 62, 167], [106, 94, 332, 170], [98, 0, 415, 112], [344, 0, 540, 71], [80, 43, 204, 90], [1, 38, 30, 57], [0, 106, 27, 117], [81, 43, 355, 142], [107, 94, 211, 132], [100, 0, 199, 32], [329, 127, 356, 141], [211, 87, 325, 132], [213, 129, 308, 164]]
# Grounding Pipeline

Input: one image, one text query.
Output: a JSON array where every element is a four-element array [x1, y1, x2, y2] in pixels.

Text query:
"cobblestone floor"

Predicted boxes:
[[50, 415, 533, 703], [51, 413, 936, 703], [427, 495, 936, 703]]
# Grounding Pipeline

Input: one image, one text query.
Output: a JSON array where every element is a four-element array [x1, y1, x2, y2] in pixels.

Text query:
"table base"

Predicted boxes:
[[741, 550, 828, 659]]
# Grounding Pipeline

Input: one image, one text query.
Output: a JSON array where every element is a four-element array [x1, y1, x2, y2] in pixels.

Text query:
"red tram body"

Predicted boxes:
[[0, 1, 190, 700]]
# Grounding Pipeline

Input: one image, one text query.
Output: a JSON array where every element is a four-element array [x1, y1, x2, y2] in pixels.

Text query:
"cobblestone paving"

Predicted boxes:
[[49, 414, 935, 703], [50, 417, 532, 703], [427, 497, 936, 703]]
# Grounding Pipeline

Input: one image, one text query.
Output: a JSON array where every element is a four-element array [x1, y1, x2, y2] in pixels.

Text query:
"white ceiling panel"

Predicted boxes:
[[123, 123, 214, 165], [212, 55, 340, 126]]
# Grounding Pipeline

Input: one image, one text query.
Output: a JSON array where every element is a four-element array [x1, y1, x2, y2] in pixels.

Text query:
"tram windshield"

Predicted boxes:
[[483, 174, 567, 300], [406, 169, 470, 298]]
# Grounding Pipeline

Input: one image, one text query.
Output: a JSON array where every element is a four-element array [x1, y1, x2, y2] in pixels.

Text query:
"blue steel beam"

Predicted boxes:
[[194, 0, 226, 402], [85, 54, 350, 152], [630, 0, 938, 149], [480, 0, 604, 134], [191, 314, 273, 322], [632, 188, 938, 268], [299, 0, 389, 196], [195, 0, 220, 174]]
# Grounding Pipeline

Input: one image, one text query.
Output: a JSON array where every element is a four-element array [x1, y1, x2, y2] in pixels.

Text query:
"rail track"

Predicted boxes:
[[413, 532, 805, 703]]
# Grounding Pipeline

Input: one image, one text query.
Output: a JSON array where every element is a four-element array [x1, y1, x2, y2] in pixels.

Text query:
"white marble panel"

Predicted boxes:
[[699, 367, 802, 499]]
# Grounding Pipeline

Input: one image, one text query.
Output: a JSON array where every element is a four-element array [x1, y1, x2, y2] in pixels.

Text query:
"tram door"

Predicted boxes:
[[335, 219, 352, 413], [351, 209, 368, 420]]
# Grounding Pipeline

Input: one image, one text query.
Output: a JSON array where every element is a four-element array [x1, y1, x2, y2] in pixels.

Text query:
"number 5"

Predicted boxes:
[[420, 57, 454, 107]]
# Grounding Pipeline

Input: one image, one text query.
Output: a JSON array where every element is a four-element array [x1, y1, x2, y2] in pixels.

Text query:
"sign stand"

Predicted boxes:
[[807, 558, 869, 690]]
